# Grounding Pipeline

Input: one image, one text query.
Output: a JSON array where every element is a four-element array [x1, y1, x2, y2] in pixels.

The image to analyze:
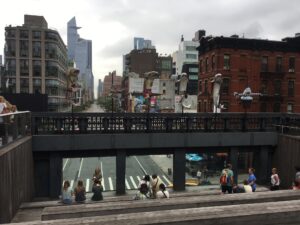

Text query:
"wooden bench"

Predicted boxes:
[[41, 190, 300, 221], [7, 199, 300, 225]]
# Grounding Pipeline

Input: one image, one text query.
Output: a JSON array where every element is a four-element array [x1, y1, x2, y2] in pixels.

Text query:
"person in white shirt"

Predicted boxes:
[[243, 180, 253, 193], [156, 183, 169, 199], [270, 168, 280, 191]]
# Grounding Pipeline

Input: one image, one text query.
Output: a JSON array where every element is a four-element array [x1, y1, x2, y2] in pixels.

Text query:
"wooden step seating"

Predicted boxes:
[[8, 198, 300, 225], [41, 190, 300, 221]]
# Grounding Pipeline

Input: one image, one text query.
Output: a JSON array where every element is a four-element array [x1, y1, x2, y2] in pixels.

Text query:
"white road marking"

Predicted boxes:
[[130, 176, 138, 189], [86, 178, 90, 192], [125, 178, 130, 189], [162, 175, 172, 186], [70, 180, 74, 189], [63, 158, 69, 171], [137, 176, 142, 182], [100, 161, 105, 191], [134, 156, 148, 175], [158, 176, 166, 186], [108, 177, 114, 190], [77, 158, 84, 179]]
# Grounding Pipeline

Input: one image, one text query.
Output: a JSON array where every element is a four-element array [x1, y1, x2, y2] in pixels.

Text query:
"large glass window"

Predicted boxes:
[[186, 46, 197, 51], [20, 59, 29, 76], [19, 40, 29, 57], [33, 60, 41, 77], [5, 29, 16, 38], [5, 59, 16, 75], [20, 78, 29, 93], [45, 43, 58, 59], [33, 78, 41, 93], [45, 31, 58, 41], [289, 57, 295, 72], [5, 40, 16, 57], [288, 80, 295, 97], [261, 56, 268, 72], [20, 30, 28, 39], [46, 61, 58, 77], [32, 41, 41, 58], [186, 54, 197, 59], [223, 54, 230, 70], [32, 31, 41, 39], [276, 57, 282, 72], [189, 67, 198, 73]]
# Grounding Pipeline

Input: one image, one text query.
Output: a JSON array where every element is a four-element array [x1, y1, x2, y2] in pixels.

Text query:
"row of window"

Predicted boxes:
[[199, 54, 296, 73], [199, 79, 295, 97], [5, 29, 59, 41]]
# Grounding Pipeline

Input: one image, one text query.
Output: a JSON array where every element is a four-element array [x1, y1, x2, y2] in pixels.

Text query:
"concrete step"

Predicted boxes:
[[41, 190, 300, 221], [7, 199, 300, 225]]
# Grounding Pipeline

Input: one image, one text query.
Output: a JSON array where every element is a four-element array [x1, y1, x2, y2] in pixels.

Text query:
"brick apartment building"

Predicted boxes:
[[197, 34, 300, 113], [102, 71, 122, 96]]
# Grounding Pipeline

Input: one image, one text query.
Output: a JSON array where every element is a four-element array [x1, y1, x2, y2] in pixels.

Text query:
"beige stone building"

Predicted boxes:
[[4, 15, 69, 111]]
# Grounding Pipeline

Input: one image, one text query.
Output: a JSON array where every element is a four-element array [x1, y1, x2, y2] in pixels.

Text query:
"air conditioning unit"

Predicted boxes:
[[289, 69, 295, 73]]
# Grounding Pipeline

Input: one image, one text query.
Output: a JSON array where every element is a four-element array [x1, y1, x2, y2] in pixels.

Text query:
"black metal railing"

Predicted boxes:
[[30, 112, 300, 135], [0, 111, 31, 147]]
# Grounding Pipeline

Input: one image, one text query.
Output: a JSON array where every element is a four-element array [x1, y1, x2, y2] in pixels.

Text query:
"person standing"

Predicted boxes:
[[220, 164, 234, 194], [248, 168, 257, 192], [270, 168, 280, 191]]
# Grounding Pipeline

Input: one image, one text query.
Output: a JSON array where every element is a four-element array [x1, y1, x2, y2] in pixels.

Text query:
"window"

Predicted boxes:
[[289, 57, 295, 72], [33, 78, 41, 93], [19, 40, 29, 57], [205, 58, 209, 72], [287, 103, 293, 113], [32, 31, 41, 39], [161, 60, 171, 70], [224, 54, 230, 70], [261, 56, 268, 72], [163, 82, 166, 87], [186, 54, 197, 59], [273, 102, 281, 112], [189, 67, 198, 73], [186, 46, 196, 51], [222, 78, 230, 95], [240, 54, 247, 72], [261, 80, 268, 95], [199, 60, 202, 73], [5, 29, 16, 38], [5, 40, 16, 57], [204, 80, 208, 94], [20, 30, 28, 39], [212, 55, 215, 70], [189, 75, 198, 80], [274, 80, 281, 95], [162, 90, 166, 95], [198, 101, 201, 112], [276, 57, 282, 72], [199, 80, 202, 93], [5, 59, 16, 75], [20, 59, 29, 76], [288, 80, 295, 97], [32, 42, 41, 57], [204, 101, 207, 112], [33, 60, 41, 77], [20, 78, 29, 93]]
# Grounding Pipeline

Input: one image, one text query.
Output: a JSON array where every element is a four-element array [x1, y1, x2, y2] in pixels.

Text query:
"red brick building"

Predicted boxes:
[[197, 34, 300, 113], [103, 71, 122, 96]]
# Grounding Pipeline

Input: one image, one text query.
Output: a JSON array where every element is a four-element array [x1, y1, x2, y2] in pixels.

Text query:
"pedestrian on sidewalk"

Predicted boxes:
[[74, 180, 86, 203], [62, 180, 73, 204], [220, 164, 234, 194], [91, 179, 103, 201], [270, 168, 280, 191], [248, 168, 257, 192]]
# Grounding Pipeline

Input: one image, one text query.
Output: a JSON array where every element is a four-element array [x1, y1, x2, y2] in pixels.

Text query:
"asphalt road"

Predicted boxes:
[[62, 156, 172, 192], [62, 103, 172, 192]]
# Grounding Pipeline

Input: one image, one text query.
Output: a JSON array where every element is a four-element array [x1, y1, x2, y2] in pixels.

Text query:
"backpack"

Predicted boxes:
[[139, 183, 149, 195], [220, 174, 227, 185]]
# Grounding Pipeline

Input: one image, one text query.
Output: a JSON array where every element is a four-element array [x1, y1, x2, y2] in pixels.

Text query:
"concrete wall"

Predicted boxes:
[[273, 135, 300, 188], [0, 137, 34, 223]]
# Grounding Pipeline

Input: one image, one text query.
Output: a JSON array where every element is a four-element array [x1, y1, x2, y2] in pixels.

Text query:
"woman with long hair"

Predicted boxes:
[[74, 180, 86, 203], [62, 180, 73, 204]]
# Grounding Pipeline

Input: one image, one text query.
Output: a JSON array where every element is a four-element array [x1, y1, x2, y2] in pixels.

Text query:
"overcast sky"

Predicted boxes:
[[1, 0, 300, 94]]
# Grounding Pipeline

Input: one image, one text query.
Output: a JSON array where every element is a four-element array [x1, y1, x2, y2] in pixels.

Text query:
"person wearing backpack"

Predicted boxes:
[[134, 175, 151, 200], [220, 164, 234, 194]]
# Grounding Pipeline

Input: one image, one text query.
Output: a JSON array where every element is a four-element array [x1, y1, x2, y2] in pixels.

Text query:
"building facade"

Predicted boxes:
[[197, 34, 300, 113], [67, 17, 94, 103], [102, 71, 122, 97], [97, 79, 103, 99], [4, 15, 69, 111], [133, 37, 155, 50]]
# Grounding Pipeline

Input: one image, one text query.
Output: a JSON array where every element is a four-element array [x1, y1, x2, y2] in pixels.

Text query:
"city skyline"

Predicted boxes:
[[1, 0, 300, 94]]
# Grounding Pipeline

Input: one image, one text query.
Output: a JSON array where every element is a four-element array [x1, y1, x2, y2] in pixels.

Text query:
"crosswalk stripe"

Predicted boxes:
[[158, 176, 166, 186], [125, 178, 130, 189], [162, 175, 172, 186], [86, 178, 90, 192], [137, 176, 141, 182], [108, 177, 114, 190], [70, 180, 74, 189], [130, 176, 137, 189]]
